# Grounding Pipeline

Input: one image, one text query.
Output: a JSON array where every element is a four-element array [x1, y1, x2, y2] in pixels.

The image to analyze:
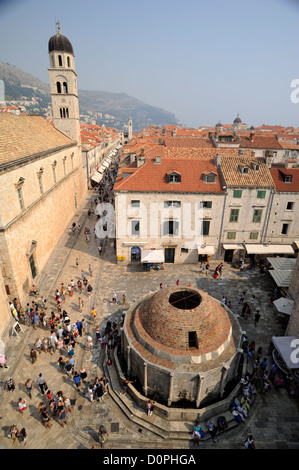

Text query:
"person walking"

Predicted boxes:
[[24, 378, 34, 400], [37, 373, 47, 395], [112, 291, 117, 303], [78, 297, 84, 313], [73, 372, 81, 390], [254, 310, 261, 327], [87, 335, 93, 352], [244, 434, 255, 449], [122, 294, 126, 306], [98, 425, 108, 448], [5, 378, 16, 394], [18, 427, 27, 446], [18, 398, 27, 415], [89, 264, 93, 277], [8, 425, 19, 444], [59, 407, 67, 428], [146, 399, 154, 416], [87, 284, 93, 298], [91, 308, 97, 326], [40, 407, 52, 428]]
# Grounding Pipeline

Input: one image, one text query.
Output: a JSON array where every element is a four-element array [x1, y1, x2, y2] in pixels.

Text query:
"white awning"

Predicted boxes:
[[141, 249, 165, 263], [90, 172, 103, 183], [272, 336, 299, 369], [197, 245, 215, 255], [102, 161, 110, 168], [245, 244, 294, 255], [268, 269, 293, 287], [273, 297, 294, 316], [267, 257, 296, 271], [223, 244, 244, 250]]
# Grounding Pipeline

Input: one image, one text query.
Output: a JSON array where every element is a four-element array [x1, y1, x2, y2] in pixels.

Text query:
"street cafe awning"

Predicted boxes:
[[141, 249, 165, 263], [197, 245, 215, 255], [272, 336, 299, 369], [102, 161, 110, 168], [268, 269, 293, 287], [267, 257, 296, 271], [223, 244, 244, 250], [245, 244, 294, 255], [273, 297, 294, 316], [90, 172, 103, 183]]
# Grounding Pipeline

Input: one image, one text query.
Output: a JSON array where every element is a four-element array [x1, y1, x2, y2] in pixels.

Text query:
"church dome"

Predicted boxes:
[[48, 30, 74, 55], [233, 113, 242, 124]]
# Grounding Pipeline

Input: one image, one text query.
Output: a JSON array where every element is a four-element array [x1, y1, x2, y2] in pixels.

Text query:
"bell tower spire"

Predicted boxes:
[[48, 25, 81, 145]]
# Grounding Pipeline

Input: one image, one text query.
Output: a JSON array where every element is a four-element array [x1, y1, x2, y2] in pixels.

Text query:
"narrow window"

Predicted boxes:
[[67, 56, 70, 67], [286, 201, 294, 210], [38, 175, 43, 194], [202, 201, 212, 208], [227, 232, 236, 239], [56, 82, 61, 94], [63, 108, 66, 118], [66, 108, 69, 118], [233, 189, 242, 198], [281, 223, 289, 235], [63, 82, 68, 93], [230, 209, 239, 222], [17, 187, 24, 211], [58, 55, 62, 66], [63, 159, 66, 176], [201, 220, 210, 236], [131, 200, 140, 207], [60, 108, 63, 118], [52, 166, 56, 184], [253, 209, 262, 223], [131, 220, 140, 235], [188, 331, 198, 348]]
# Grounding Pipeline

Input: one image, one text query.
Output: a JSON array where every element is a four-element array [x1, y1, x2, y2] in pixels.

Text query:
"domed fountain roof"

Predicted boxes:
[[129, 286, 233, 364]]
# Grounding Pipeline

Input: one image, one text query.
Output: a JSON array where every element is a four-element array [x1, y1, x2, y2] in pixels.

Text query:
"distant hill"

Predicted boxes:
[[0, 62, 181, 130]]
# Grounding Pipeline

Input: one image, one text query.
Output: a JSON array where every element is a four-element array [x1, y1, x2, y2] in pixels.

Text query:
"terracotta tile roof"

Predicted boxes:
[[164, 136, 214, 148], [219, 156, 275, 188], [114, 157, 224, 193], [164, 147, 254, 160], [0, 113, 76, 166], [278, 141, 299, 150], [270, 168, 299, 192], [239, 135, 283, 150]]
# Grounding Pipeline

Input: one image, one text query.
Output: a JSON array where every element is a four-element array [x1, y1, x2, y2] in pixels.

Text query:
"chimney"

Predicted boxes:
[[155, 155, 161, 164], [140, 147, 145, 156], [249, 132, 255, 142], [129, 153, 136, 164], [214, 153, 221, 168], [137, 156, 146, 167]]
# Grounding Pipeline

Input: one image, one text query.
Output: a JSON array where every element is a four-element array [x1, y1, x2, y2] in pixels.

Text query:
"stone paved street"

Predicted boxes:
[[0, 193, 299, 451]]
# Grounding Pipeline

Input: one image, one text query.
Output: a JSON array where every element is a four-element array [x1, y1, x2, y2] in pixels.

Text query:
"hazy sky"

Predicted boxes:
[[0, 0, 299, 128]]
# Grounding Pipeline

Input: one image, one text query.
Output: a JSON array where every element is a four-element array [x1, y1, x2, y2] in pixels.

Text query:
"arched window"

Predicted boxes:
[[58, 55, 62, 66], [63, 108, 66, 118], [60, 108, 63, 118], [56, 82, 61, 94], [66, 108, 69, 118], [67, 56, 70, 67], [63, 82, 68, 94]]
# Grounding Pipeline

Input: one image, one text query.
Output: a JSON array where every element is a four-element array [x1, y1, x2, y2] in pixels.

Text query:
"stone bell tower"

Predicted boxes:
[[48, 22, 81, 144], [128, 117, 133, 140]]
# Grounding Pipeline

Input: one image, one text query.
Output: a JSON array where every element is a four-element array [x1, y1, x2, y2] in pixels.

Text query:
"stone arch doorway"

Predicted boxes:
[[131, 246, 141, 262]]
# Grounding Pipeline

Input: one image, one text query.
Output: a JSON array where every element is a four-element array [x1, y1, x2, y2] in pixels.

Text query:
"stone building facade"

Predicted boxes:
[[0, 27, 86, 338]]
